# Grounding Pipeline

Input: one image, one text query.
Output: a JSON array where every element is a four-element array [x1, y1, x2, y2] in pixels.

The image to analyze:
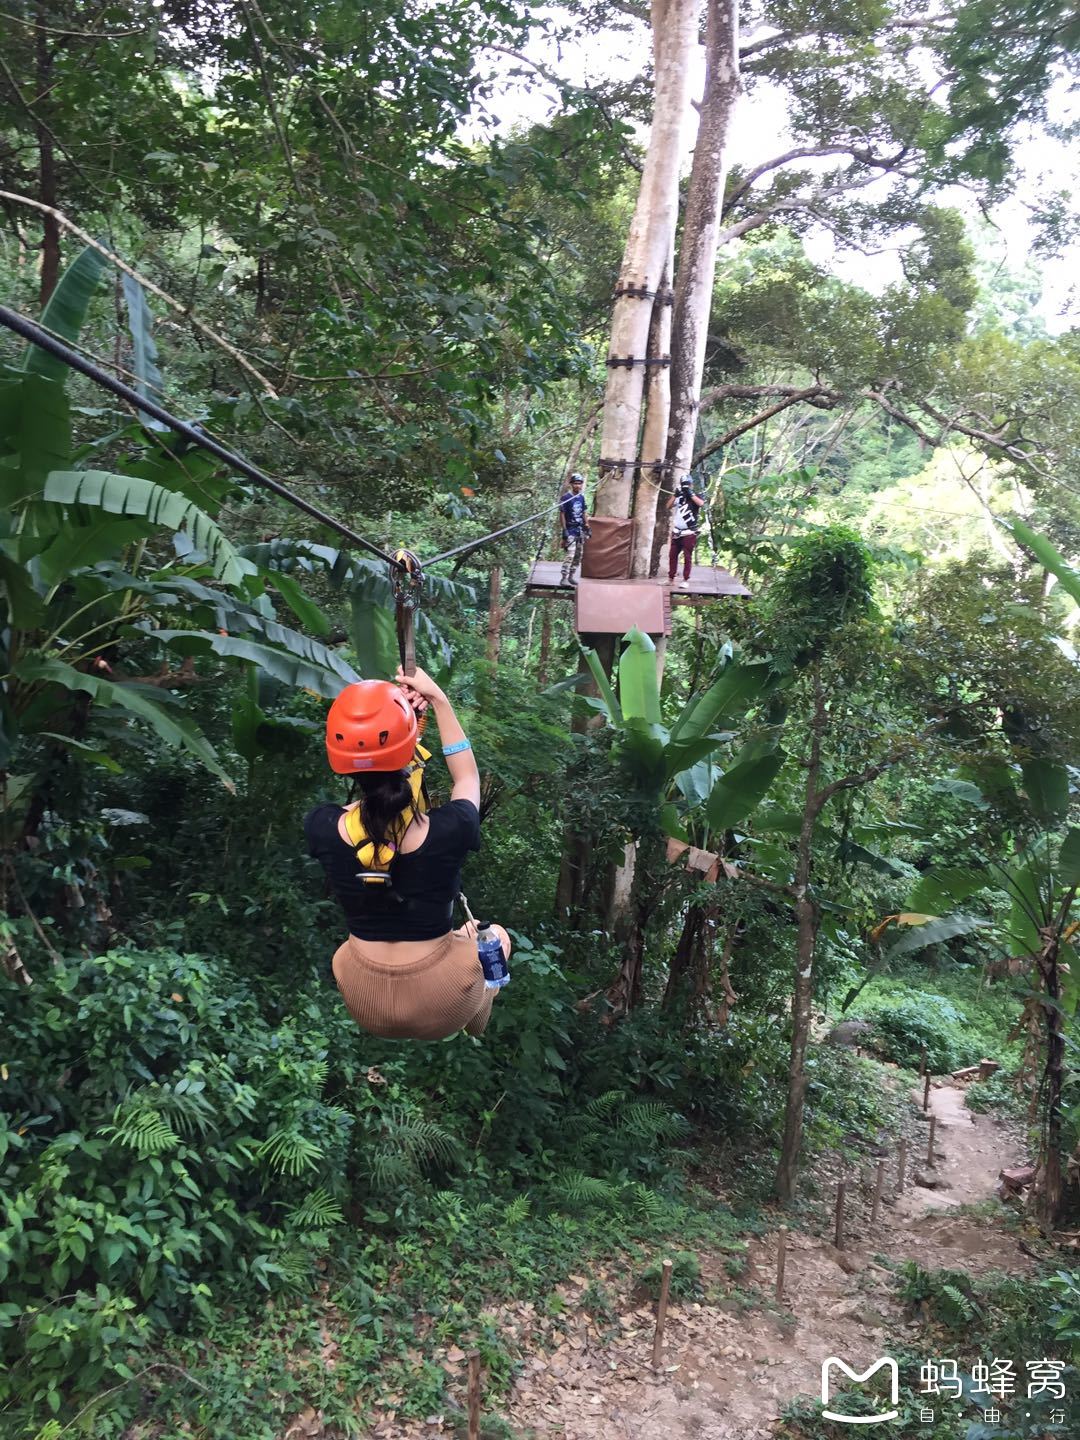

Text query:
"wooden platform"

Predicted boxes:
[[525, 559, 750, 607], [575, 578, 673, 636]]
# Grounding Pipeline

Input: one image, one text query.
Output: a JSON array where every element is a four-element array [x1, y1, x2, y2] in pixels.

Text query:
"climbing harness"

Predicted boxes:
[[343, 741, 432, 885]]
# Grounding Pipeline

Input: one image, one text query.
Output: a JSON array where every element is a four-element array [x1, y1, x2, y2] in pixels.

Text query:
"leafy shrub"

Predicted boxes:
[[804, 1047, 901, 1149], [0, 947, 352, 1421], [1043, 1268, 1080, 1364], [639, 1249, 701, 1301], [856, 992, 979, 1072], [966, 1068, 1023, 1115]]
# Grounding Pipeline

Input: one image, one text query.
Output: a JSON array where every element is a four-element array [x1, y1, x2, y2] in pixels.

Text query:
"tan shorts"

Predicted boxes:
[[331, 925, 505, 1041]]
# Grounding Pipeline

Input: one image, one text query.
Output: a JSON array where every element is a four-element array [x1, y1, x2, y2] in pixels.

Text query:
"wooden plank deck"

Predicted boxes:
[[525, 559, 750, 604]]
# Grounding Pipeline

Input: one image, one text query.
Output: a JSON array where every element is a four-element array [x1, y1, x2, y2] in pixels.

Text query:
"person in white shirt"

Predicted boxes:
[[667, 478, 705, 587]]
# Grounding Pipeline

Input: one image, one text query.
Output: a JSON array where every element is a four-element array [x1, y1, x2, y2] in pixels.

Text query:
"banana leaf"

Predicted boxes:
[[884, 911, 989, 960], [2, 371, 72, 503], [838, 840, 910, 878], [1021, 757, 1070, 822], [581, 644, 621, 725], [35, 519, 152, 586], [907, 865, 990, 915], [0, 555, 45, 629], [15, 654, 231, 785], [617, 627, 661, 724], [350, 594, 398, 680], [1008, 518, 1080, 609], [44, 469, 248, 588], [262, 569, 330, 635], [1004, 837, 1054, 957], [121, 274, 168, 430], [616, 715, 668, 789], [675, 757, 717, 810], [669, 660, 773, 746], [24, 246, 108, 384], [1059, 828, 1080, 890], [664, 732, 737, 782], [153, 629, 357, 697], [706, 751, 785, 833]]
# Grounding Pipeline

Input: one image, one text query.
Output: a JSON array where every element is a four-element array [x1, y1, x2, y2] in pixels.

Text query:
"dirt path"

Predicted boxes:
[[365, 1077, 1034, 1440]]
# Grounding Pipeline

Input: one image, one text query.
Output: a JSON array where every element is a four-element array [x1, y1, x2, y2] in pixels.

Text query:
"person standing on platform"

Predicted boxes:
[[667, 476, 704, 588], [559, 472, 591, 586]]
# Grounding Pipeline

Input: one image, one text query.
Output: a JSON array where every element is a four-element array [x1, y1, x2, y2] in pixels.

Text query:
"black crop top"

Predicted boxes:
[[304, 798, 481, 941]]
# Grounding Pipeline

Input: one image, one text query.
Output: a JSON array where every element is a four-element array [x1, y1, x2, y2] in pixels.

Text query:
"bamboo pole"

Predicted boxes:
[[775, 1226, 787, 1302], [897, 1138, 908, 1194], [467, 1351, 481, 1440], [870, 1160, 886, 1228], [922, 1071, 932, 1112], [926, 1115, 937, 1169], [652, 1259, 673, 1368]]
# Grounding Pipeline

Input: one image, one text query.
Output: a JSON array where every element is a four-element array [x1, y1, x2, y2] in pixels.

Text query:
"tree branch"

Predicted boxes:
[[0, 189, 279, 396], [723, 142, 912, 219], [695, 386, 840, 466], [812, 720, 949, 815]]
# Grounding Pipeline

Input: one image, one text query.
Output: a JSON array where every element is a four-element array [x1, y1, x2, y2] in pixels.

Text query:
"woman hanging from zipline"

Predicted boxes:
[[305, 665, 510, 1040]]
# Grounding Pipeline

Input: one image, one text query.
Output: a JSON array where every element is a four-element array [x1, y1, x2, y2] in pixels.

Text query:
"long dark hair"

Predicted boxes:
[[348, 769, 413, 853]]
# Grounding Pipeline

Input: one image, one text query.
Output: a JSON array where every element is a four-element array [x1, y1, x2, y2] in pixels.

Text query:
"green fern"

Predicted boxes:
[[155, 1082, 216, 1137], [365, 1105, 462, 1190], [551, 1169, 619, 1207], [940, 1282, 978, 1324], [256, 1129, 324, 1176], [626, 1180, 668, 1222], [288, 1187, 344, 1230], [100, 1098, 179, 1157], [368, 1151, 411, 1189], [618, 1101, 690, 1142], [502, 1195, 531, 1225], [274, 1244, 316, 1291], [583, 1090, 624, 1123]]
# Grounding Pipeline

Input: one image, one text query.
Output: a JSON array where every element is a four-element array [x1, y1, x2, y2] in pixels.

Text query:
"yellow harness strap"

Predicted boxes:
[[344, 744, 431, 883]]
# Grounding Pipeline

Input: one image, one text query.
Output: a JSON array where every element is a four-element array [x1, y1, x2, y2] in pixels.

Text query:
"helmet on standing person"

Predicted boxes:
[[325, 681, 418, 773]]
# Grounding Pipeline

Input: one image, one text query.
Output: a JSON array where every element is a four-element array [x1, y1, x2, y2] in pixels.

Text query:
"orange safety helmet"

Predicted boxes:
[[325, 680, 417, 773]]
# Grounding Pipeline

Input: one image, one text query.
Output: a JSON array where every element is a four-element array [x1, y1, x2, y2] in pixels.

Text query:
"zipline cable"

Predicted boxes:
[[1, 305, 566, 591], [0, 304, 403, 572], [424, 503, 559, 568]]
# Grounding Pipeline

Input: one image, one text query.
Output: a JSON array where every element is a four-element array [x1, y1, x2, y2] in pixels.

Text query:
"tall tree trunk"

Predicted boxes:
[[595, 0, 698, 523], [537, 604, 552, 684], [776, 661, 826, 1204], [554, 648, 604, 924], [611, 1, 740, 951], [485, 566, 503, 667], [664, 0, 741, 492], [35, 11, 60, 305], [1036, 925, 1067, 1224], [663, 901, 703, 1010], [714, 922, 737, 1024], [631, 254, 675, 576]]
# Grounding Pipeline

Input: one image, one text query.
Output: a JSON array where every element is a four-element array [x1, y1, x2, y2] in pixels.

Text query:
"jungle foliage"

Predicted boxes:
[[1, 0, 1078, 1435]]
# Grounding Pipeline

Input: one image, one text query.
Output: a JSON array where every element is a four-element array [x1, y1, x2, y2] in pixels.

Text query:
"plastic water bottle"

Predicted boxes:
[[477, 921, 510, 990]]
